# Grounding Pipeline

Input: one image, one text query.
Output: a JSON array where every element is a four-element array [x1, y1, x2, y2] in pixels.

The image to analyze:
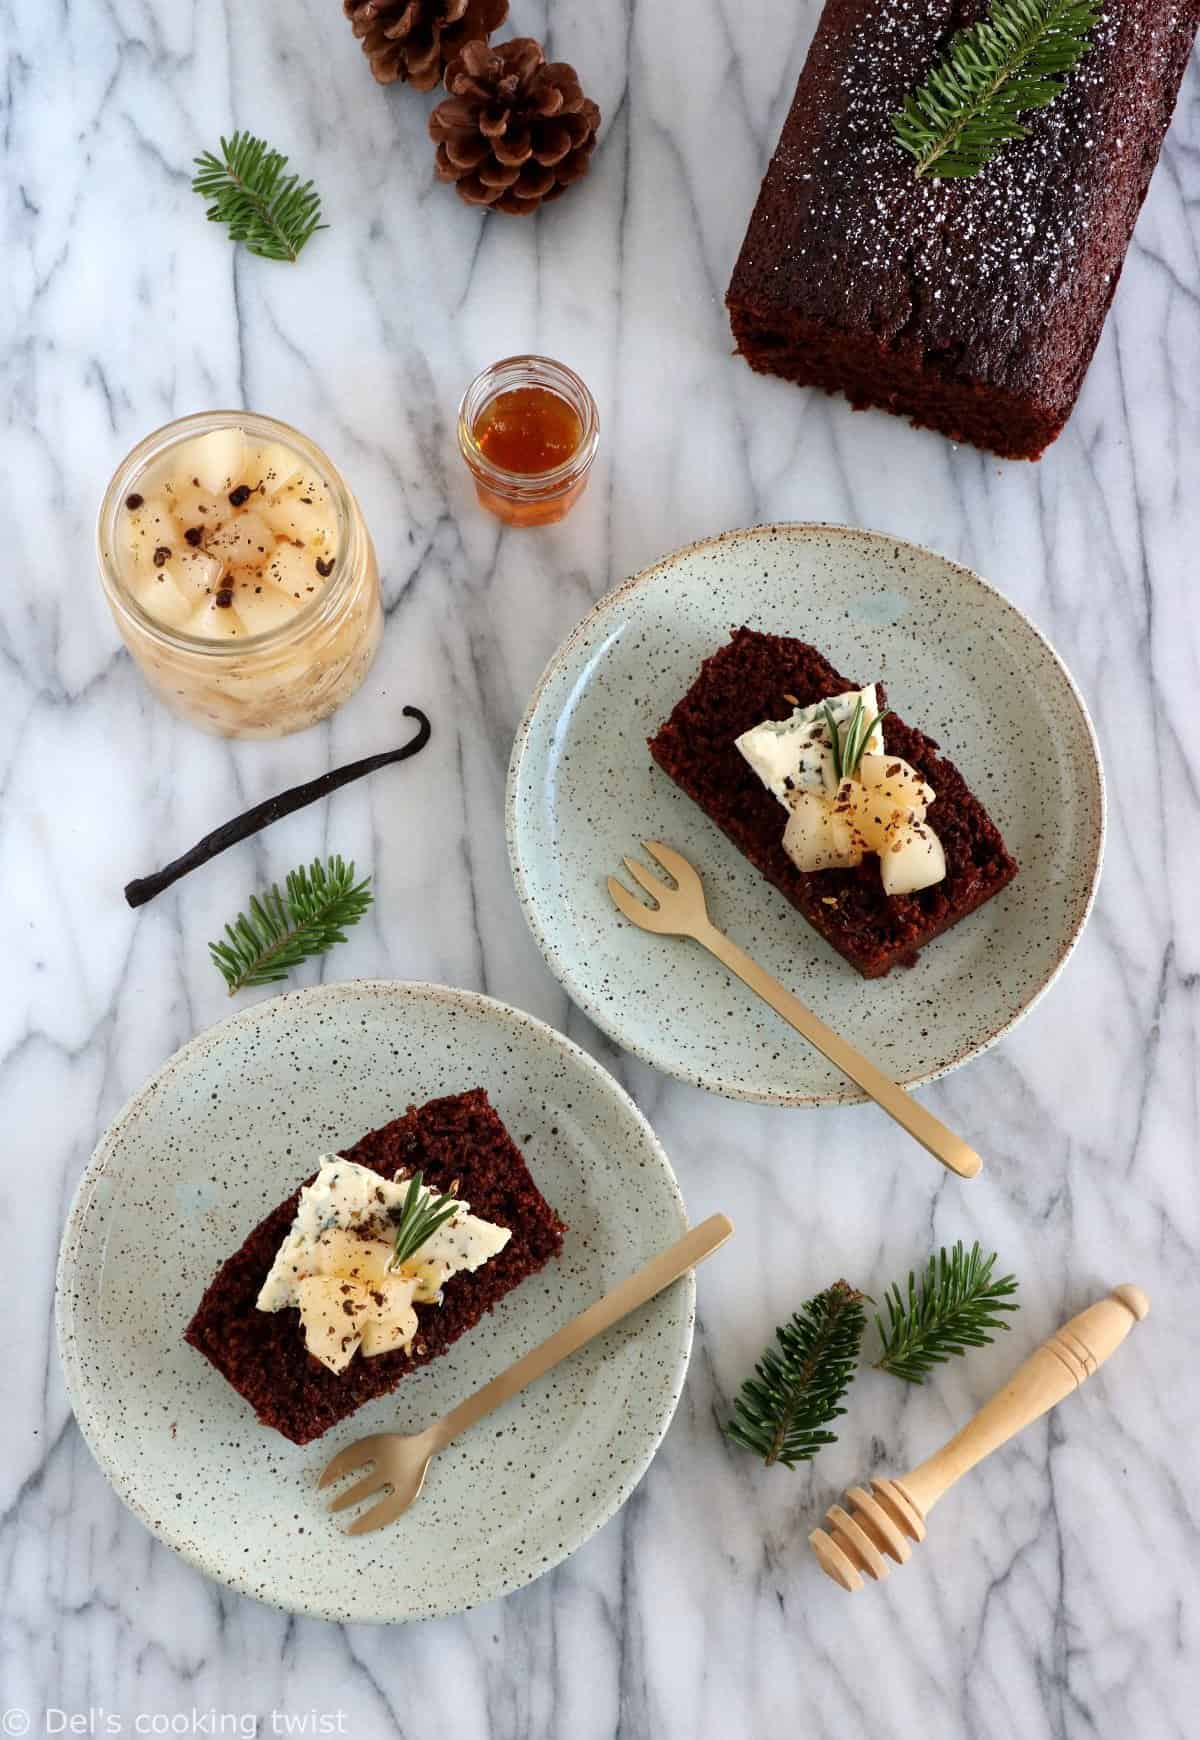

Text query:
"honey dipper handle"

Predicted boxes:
[[896, 1286, 1149, 1519]]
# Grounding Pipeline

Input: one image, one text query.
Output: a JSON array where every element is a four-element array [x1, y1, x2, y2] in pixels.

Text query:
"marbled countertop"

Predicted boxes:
[[3, 2, 1199, 1736]]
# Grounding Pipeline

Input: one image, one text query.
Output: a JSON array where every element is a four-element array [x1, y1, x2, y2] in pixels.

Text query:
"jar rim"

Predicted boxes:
[[457, 355, 599, 496], [96, 410, 364, 658]]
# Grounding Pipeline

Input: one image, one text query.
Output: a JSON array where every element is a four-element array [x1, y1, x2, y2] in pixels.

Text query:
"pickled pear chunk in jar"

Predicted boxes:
[[97, 412, 382, 738]]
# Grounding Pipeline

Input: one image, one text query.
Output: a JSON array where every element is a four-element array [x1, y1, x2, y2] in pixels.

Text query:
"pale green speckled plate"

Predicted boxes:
[[56, 981, 693, 1623], [507, 523, 1104, 1105]]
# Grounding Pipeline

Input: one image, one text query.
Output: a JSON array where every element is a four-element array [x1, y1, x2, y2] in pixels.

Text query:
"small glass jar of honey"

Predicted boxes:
[[457, 356, 599, 528]]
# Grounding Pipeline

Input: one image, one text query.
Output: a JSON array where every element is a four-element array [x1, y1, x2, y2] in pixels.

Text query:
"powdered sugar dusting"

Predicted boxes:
[[736, 0, 1194, 379]]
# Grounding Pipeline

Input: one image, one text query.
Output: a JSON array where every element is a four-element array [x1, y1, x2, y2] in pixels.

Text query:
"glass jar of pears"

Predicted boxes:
[[97, 410, 383, 738]]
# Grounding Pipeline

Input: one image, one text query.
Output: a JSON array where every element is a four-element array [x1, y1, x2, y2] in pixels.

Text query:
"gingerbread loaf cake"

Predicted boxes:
[[185, 1089, 566, 1445], [649, 627, 1018, 976], [726, 0, 1200, 459]]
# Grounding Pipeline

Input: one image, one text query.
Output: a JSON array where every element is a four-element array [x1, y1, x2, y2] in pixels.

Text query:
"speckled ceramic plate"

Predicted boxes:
[[508, 524, 1104, 1104], [56, 981, 693, 1623]]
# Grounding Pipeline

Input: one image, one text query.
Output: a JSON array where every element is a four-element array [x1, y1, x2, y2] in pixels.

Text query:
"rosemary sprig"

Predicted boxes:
[[891, 0, 1101, 180], [208, 856, 373, 995], [192, 131, 327, 261], [725, 1281, 867, 1468], [873, 1241, 1019, 1383], [388, 1171, 461, 1271], [823, 695, 890, 782]]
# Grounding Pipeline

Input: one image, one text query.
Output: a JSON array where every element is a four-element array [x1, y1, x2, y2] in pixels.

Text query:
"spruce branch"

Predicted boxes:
[[891, 0, 1101, 180], [873, 1241, 1019, 1383], [192, 131, 328, 262], [725, 1281, 867, 1468], [209, 856, 373, 995]]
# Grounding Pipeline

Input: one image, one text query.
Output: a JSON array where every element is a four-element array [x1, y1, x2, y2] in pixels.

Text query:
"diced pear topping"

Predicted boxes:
[[117, 427, 339, 636], [232, 575, 304, 636], [783, 790, 863, 873], [288, 1236, 423, 1366], [771, 730, 947, 896], [880, 818, 947, 896], [164, 478, 222, 526], [295, 1268, 419, 1370], [125, 494, 177, 560], [193, 595, 247, 640], [307, 1228, 396, 1287], [248, 441, 305, 496], [260, 490, 334, 546], [358, 1277, 420, 1357], [164, 549, 224, 600], [132, 574, 197, 632], [264, 540, 321, 598], [180, 426, 249, 493], [205, 509, 274, 565], [856, 753, 934, 815], [295, 1276, 367, 1375]]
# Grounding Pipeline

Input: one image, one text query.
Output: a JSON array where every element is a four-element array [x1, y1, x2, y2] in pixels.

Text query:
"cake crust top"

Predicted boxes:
[[728, 0, 1199, 398]]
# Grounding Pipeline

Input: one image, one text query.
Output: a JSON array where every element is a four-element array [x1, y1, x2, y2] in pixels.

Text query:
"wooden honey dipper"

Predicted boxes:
[[810, 1284, 1149, 1591]]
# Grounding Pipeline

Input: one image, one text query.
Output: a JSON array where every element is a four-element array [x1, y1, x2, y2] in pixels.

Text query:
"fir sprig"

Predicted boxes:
[[192, 131, 328, 261], [209, 856, 372, 995], [725, 1281, 867, 1468], [388, 1171, 461, 1271], [873, 1241, 1019, 1383], [891, 0, 1102, 180]]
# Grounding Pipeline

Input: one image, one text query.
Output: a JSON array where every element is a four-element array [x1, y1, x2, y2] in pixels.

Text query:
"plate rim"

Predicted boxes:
[[55, 978, 695, 1623], [506, 520, 1106, 1106]]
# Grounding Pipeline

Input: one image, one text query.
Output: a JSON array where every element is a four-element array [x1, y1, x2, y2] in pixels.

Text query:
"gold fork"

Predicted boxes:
[[607, 841, 982, 1180], [318, 1212, 734, 1534]]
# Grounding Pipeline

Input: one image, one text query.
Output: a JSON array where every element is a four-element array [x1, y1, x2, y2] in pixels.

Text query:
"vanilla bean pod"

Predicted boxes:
[[125, 705, 431, 908]]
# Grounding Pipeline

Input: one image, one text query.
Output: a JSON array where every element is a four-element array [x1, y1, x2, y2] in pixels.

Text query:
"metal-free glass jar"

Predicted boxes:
[[457, 356, 599, 528], [97, 410, 383, 739]]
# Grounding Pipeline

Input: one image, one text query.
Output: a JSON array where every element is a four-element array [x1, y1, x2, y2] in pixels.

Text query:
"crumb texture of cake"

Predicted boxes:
[[648, 627, 1018, 976], [184, 1089, 567, 1445], [726, 0, 1200, 459]]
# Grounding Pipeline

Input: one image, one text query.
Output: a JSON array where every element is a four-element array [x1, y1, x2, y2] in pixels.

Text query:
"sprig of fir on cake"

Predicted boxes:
[[892, 0, 1102, 179]]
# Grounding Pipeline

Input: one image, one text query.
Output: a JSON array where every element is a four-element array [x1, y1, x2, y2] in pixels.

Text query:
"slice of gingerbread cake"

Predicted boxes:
[[649, 627, 1018, 976], [185, 1088, 566, 1445]]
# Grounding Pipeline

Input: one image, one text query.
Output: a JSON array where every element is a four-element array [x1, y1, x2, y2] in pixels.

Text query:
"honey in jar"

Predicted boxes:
[[458, 357, 599, 528]]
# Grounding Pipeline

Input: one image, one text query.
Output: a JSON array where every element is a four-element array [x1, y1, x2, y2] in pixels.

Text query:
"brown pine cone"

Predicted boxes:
[[344, 0, 509, 91], [429, 37, 601, 215]]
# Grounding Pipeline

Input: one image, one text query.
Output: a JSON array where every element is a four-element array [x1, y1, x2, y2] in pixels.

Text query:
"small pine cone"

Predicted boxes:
[[344, 0, 509, 92], [429, 37, 601, 215]]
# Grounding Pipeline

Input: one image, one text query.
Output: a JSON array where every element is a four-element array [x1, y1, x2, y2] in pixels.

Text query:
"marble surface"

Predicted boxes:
[[2, 1, 1198, 1736]]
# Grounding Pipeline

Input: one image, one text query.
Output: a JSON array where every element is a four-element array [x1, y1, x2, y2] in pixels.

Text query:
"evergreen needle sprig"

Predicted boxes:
[[725, 1281, 867, 1468], [209, 856, 372, 995], [388, 1171, 461, 1271], [192, 131, 328, 262], [873, 1240, 1019, 1383], [891, 0, 1102, 180]]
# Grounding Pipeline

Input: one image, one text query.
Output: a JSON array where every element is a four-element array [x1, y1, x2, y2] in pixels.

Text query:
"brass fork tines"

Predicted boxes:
[[606, 839, 710, 936]]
